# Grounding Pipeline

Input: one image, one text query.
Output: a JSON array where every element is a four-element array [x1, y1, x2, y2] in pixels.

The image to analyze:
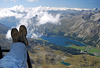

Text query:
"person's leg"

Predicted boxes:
[[19, 25, 28, 46], [0, 25, 28, 68], [0, 42, 27, 68]]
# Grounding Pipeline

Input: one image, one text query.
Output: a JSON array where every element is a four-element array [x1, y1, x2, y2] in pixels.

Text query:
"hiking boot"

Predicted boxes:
[[11, 28, 20, 43], [19, 25, 28, 46]]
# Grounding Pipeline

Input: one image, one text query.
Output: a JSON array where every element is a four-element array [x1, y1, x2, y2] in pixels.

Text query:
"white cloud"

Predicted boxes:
[[37, 12, 60, 25], [6, 30, 11, 39], [4, 5, 61, 39], [4, 0, 16, 3], [11, 0, 16, 3], [3, 5, 90, 39], [0, 5, 25, 19], [0, 9, 16, 18], [26, 0, 38, 2]]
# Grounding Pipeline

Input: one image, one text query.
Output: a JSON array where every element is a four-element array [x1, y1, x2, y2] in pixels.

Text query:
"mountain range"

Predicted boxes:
[[36, 9, 100, 48], [0, 6, 100, 48]]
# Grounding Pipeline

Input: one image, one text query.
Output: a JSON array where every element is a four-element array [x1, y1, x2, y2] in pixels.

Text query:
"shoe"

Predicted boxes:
[[11, 28, 20, 43], [19, 25, 28, 46]]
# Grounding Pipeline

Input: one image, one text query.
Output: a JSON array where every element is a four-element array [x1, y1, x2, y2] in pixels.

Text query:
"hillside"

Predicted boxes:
[[0, 23, 11, 49], [37, 9, 100, 48], [0, 23, 9, 34], [28, 39, 100, 68]]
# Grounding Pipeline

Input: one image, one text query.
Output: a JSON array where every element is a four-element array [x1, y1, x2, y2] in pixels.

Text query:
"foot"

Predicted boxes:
[[19, 25, 28, 46], [11, 28, 20, 43]]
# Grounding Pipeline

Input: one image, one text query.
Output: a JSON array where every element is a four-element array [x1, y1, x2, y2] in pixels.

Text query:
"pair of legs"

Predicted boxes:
[[0, 25, 28, 68]]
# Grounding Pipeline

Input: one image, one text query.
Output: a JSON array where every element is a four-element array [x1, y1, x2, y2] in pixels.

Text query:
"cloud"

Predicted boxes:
[[0, 5, 91, 39], [10, 0, 16, 3], [6, 30, 11, 39], [37, 12, 60, 25], [2, 5, 90, 39], [26, 0, 38, 2], [0, 5, 25, 19], [3, 5, 60, 39], [4, 0, 16, 3]]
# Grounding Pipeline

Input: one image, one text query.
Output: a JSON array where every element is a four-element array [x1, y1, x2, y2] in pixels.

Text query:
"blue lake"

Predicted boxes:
[[41, 36, 86, 46], [60, 61, 71, 66]]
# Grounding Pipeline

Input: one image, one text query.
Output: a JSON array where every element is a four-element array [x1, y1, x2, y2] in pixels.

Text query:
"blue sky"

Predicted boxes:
[[0, 0, 100, 9]]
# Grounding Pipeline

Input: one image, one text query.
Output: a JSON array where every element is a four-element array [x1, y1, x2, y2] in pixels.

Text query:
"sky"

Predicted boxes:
[[0, 0, 100, 9]]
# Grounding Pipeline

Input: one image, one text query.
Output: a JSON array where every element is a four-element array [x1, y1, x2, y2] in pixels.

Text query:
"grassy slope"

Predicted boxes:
[[28, 45, 100, 68], [88, 47, 100, 53], [28, 46, 67, 68], [71, 46, 100, 55], [71, 46, 86, 51], [65, 55, 100, 68]]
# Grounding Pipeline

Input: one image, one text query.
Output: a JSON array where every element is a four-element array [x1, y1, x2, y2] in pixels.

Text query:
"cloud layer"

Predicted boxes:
[[4, 0, 37, 3], [0, 5, 24, 19], [0, 5, 60, 39], [26, 0, 38, 2], [0, 5, 90, 39]]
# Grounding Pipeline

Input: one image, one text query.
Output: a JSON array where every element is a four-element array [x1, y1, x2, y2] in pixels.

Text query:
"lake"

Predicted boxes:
[[60, 61, 71, 66], [41, 36, 86, 46]]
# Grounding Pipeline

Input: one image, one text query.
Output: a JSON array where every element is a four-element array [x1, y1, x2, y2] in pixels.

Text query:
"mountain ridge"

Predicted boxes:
[[37, 10, 100, 48]]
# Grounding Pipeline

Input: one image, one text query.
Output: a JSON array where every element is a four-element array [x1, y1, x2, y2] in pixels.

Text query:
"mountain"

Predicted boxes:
[[36, 9, 100, 48], [0, 17, 19, 28], [0, 6, 99, 48], [0, 23, 9, 34], [0, 23, 11, 49]]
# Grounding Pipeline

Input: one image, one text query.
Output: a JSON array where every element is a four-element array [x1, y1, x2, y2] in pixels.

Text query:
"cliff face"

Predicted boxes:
[[64, 12, 100, 47], [64, 11, 100, 47]]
